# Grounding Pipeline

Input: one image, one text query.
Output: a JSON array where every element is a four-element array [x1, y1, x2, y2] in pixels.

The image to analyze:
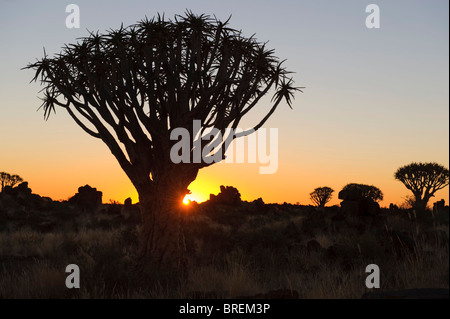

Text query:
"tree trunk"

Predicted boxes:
[[137, 186, 188, 277], [414, 198, 428, 213]]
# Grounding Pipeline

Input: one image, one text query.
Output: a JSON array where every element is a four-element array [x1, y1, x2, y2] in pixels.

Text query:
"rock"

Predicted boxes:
[[389, 203, 399, 211], [124, 197, 132, 207], [6, 182, 33, 201], [340, 200, 359, 216], [358, 198, 380, 216], [0, 193, 17, 212], [253, 197, 264, 207], [247, 197, 266, 213], [69, 185, 102, 211], [338, 189, 361, 201], [432, 200, 449, 224], [17, 182, 31, 193], [362, 288, 449, 299], [433, 199, 445, 214], [122, 197, 140, 221], [340, 198, 380, 218], [209, 185, 242, 206], [2, 186, 13, 195]]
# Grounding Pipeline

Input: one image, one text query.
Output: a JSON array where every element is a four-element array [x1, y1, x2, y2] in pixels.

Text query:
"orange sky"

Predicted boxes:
[[4, 119, 447, 209]]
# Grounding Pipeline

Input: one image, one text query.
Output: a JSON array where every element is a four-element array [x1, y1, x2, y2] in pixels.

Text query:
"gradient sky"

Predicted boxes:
[[0, 0, 448, 207]]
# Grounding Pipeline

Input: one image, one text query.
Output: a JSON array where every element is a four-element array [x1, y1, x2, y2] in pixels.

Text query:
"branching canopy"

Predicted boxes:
[[341, 183, 383, 202], [24, 12, 302, 191], [394, 162, 449, 199], [310, 186, 334, 207]]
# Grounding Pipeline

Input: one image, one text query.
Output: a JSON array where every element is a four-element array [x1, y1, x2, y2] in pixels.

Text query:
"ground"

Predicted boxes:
[[0, 190, 448, 299]]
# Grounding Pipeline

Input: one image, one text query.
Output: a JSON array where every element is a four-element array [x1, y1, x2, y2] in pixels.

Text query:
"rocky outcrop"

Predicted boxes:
[[68, 185, 102, 211], [339, 189, 380, 217], [122, 197, 140, 221], [209, 185, 241, 206]]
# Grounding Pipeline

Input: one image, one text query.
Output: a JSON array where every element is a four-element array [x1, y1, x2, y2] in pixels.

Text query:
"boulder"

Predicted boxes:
[[338, 189, 361, 201], [6, 182, 33, 200], [340, 200, 359, 216], [122, 197, 140, 221], [389, 203, 399, 211], [433, 199, 445, 214], [247, 197, 266, 213], [124, 197, 132, 208], [340, 198, 380, 217], [69, 185, 102, 211], [358, 198, 380, 216], [209, 185, 241, 206]]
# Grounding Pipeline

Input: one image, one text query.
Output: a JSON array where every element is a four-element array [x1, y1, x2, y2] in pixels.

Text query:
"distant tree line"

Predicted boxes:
[[309, 162, 448, 212]]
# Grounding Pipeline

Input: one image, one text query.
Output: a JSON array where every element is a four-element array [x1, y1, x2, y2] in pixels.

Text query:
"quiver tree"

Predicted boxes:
[[0, 172, 23, 192], [310, 186, 334, 207], [394, 162, 449, 212], [24, 12, 301, 267]]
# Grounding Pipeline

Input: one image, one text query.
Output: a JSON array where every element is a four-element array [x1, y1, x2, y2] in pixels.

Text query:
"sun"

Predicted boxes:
[[182, 193, 205, 205]]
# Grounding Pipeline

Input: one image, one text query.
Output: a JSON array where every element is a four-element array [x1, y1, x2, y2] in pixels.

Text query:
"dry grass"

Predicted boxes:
[[0, 204, 448, 299]]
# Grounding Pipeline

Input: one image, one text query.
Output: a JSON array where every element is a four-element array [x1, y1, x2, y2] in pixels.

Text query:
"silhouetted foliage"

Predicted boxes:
[[395, 162, 449, 212], [0, 172, 23, 192], [309, 186, 334, 207], [24, 11, 301, 266], [339, 183, 383, 202]]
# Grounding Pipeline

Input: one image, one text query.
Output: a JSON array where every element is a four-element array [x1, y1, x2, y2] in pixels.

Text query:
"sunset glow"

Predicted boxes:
[[183, 192, 206, 205], [0, 1, 448, 208]]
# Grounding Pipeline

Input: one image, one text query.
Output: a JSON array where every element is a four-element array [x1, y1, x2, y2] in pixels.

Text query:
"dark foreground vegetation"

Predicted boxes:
[[0, 183, 448, 299]]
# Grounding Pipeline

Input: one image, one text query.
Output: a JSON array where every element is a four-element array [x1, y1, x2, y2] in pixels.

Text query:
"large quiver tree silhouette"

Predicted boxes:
[[394, 162, 449, 212], [25, 12, 301, 267]]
